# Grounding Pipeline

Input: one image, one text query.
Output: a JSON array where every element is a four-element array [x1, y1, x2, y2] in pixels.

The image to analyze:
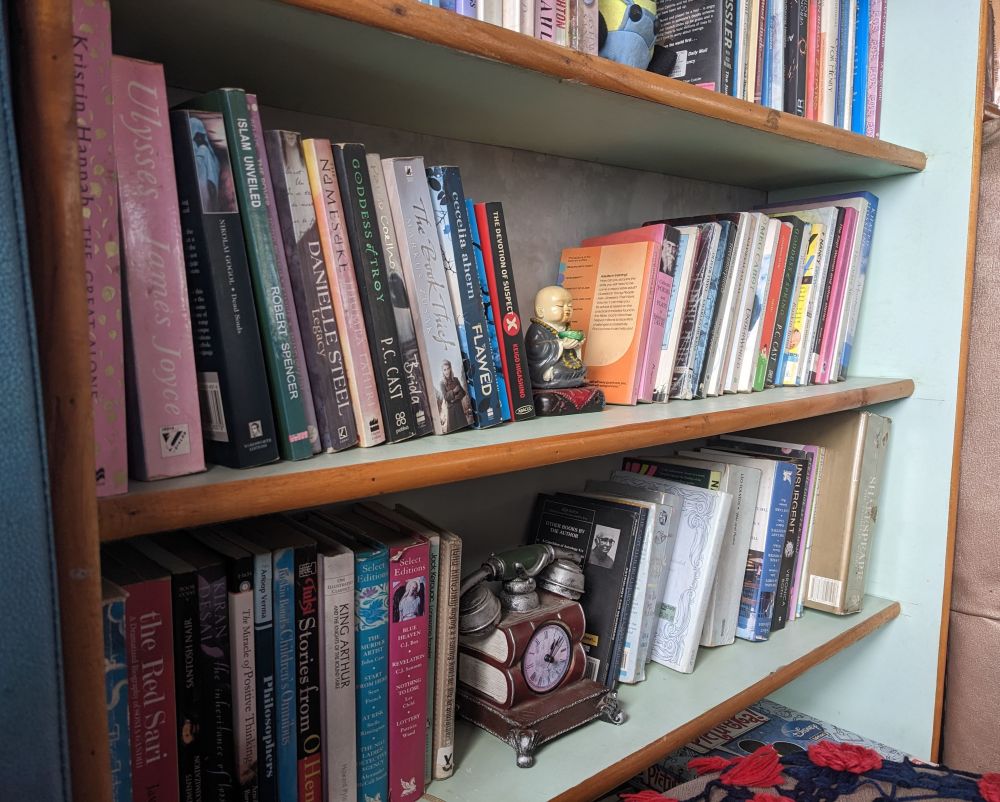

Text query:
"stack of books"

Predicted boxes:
[[81, 3, 539, 497], [661, 0, 887, 136], [101, 502, 462, 802], [525, 409, 891, 684], [558, 195, 878, 405]]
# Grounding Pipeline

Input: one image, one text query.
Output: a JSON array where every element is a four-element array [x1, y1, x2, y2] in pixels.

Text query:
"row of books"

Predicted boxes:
[[77, 1, 541, 497], [418, 0, 599, 53], [557, 191, 878, 405], [519, 409, 889, 686], [101, 502, 461, 802], [663, 0, 887, 136]]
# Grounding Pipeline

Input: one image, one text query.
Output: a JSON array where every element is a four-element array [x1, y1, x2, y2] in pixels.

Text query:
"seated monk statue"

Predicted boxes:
[[526, 285, 589, 389]]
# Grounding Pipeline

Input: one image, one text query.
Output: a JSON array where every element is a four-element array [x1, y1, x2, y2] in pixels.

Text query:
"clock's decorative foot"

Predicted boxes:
[[511, 727, 539, 768], [597, 691, 627, 725]]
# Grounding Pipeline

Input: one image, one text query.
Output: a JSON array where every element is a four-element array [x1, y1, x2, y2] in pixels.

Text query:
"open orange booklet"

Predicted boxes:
[[558, 241, 658, 405]]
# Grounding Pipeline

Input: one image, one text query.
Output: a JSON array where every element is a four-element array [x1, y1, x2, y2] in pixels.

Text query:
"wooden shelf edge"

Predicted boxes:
[[284, 0, 926, 173], [553, 600, 902, 802], [98, 378, 914, 540]]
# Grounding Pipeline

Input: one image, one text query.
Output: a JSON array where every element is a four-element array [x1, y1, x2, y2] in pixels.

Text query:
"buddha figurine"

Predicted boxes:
[[526, 285, 605, 416]]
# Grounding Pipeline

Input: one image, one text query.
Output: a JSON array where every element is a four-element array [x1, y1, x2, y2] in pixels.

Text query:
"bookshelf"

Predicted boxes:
[[10, 1, 985, 801]]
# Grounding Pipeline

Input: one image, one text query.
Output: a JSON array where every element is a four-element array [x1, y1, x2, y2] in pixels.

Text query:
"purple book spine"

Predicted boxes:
[[456, 0, 478, 15], [112, 56, 205, 479], [865, 0, 885, 138], [74, 0, 127, 496], [247, 95, 321, 455]]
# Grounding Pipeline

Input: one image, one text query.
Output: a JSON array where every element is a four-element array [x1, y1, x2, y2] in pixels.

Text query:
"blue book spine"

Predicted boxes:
[[736, 462, 794, 641], [440, 0, 457, 9], [456, 0, 477, 15], [761, 0, 772, 107], [834, 0, 851, 127], [253, 552, 277, 802], [428, 167, 503, 429], [851, 0, 870, 133], [354, 547, 390, 802], [732, 0, 742, 96], [466, 199, 511, 422], [690, 222, 730, 390], [103, 593, 133, 802], [273, 546, 298, 802]]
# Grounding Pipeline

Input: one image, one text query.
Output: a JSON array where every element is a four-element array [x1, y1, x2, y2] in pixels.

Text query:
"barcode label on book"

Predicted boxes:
[[584, 656, 599, 681], [199, 371, 229, 442], [807, 575, 843, 607]]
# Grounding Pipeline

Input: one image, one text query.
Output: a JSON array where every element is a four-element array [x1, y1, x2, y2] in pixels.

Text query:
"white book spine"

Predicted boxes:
[[482, 0, 502, 24], [320, 551, 356, 802], [703, 217, 750, 397], [229, 587, 258, 792], [697, 465, 761, 646], [724, 215, 767, 393], [655, 228, 698, 401], [737, 219, 780, 393], [502, 0, 521, 31], [744, 0, 761, 102], [842, 0, 856, 129]]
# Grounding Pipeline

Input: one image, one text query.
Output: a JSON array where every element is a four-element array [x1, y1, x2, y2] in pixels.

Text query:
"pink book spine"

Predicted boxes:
[[112, 56, 205, 480], [816, 208, 858, 384], [387, 538, 430, 802], [637, 269, 672, 402], [125, 577, 179, 802], [73, 0, 127, 497], [865, 0, 885, 138], [304, 138, 386, 447]]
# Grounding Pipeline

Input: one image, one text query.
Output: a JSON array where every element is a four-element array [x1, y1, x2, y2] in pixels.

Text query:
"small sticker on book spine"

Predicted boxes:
[[807, 575, 842, 607], [159, 424, 191, 457]]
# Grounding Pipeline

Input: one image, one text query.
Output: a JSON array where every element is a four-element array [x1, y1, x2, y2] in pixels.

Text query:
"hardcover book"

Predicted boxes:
[[394, 506, 463, 781], [220, 527, 279, 802], [170, 108, 280, 469], [151, 533, 233, 802], [101, 545, 180, 802], [332, 143, 417, 443], [180, 88, 312, 461], [382, 156, 472, 435], [582, 481, 679, 684], [74, 0, 126, 496], [367, 154, 434, 437], [266, 129, 359, 452], [475, 201, 535, 420], [129, 539, 203, 802], [608, 472, 731, 674], [192, 530, 259, 802], [466, 200, 512, 422], [699, 449, 794, 641], [746, 410, 891, 614], [427, 165, 503, 429], [353, 504, 431, 802], [101, 579, 132, 802], [658, 0, 736, 94], [581, 225, 674, 404], [312, 512, 390, 802], [557, 241, 660, 405], [302, 139, 385, 447], [112, 57, 205, 480], [248, 98, 320, 456], [531, 493, 647, 686]]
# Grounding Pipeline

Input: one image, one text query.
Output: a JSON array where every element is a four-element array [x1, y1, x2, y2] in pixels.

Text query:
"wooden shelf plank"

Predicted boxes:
[[99, 377, 912, 540], [109, 0, 924, 189], [423, 596, 900, 802]]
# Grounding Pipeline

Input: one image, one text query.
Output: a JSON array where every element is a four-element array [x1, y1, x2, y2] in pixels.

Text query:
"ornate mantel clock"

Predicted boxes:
[[456, 545, 626, 768]]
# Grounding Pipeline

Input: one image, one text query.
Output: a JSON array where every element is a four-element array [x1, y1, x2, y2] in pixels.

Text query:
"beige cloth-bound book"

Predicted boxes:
[[746, 409, 891, 615]]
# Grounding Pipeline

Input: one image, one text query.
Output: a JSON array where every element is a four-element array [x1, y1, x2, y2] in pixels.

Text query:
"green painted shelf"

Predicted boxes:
[[424, 596, 900, 802]]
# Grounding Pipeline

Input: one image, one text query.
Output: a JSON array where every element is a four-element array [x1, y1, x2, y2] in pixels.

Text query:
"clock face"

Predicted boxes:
[[523, 623, 572, 694]]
